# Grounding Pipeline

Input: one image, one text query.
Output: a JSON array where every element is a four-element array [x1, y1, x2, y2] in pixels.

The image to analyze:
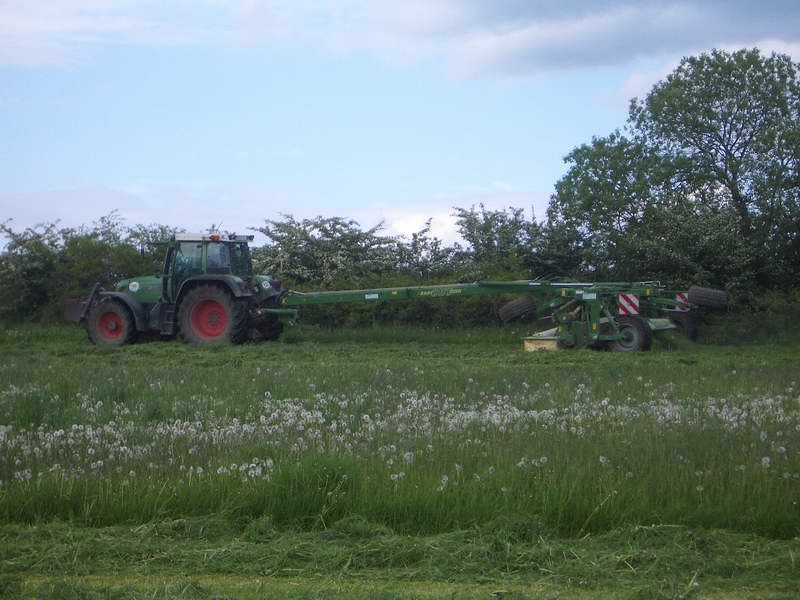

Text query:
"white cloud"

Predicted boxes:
[[618, 64, 675, 102], [382, 210, 461, 245], [362, 181, 548, 245], [2, 1, 799, 74], [597, 37, 800, 112], [722, 39, 800, 61], [0, 184, 286, 243]]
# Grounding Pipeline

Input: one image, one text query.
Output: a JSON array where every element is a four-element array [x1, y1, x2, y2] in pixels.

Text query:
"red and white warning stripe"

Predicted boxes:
[[618, 293, 639, 315], [675, 292, 690, 311]]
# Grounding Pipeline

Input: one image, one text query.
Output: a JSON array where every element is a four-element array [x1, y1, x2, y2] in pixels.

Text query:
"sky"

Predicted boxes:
[[1, 1, 799, 244]]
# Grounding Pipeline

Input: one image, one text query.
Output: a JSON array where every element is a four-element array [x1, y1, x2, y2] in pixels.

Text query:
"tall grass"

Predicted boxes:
[[0, 324, 798, 537]]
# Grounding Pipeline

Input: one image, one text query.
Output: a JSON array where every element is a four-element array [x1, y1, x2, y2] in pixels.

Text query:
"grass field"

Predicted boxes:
[[1, 321, 799, 598]]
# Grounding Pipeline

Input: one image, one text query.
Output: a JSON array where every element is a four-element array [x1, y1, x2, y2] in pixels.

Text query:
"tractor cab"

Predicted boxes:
[[160, 234, 255, 302]]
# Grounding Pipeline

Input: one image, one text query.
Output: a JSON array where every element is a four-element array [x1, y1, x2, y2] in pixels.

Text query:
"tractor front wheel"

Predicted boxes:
[[179, 285, 248, 345], [87, 299, 136, 348], [611, 316, 652, 352]]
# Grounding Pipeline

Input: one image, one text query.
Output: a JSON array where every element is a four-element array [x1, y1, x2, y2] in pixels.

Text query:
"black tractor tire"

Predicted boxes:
[[178, 285, 248, 346], [256, 316, 284, 341], [498, 296, 537, 322], [611, 316, 653, 352], [87, 298, 136, 348], [687, 286, 728, 308], [231, 299, 252, 344]]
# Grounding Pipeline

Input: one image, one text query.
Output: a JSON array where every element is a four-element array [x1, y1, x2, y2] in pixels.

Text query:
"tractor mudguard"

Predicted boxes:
[[99, 292, 149, 332], [175, 275, 254, 303]]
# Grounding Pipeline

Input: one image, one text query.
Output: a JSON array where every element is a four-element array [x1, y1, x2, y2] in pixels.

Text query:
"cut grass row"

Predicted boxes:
[[1, 518, 799, 599]]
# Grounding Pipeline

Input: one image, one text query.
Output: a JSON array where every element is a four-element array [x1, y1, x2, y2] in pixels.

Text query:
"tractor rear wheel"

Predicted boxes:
[[231, 299, 252, 344], [179, 285, 248, 345], [611, 316, 652, 352], [87, 299, 135, 348], [498, 296, 537, 322]]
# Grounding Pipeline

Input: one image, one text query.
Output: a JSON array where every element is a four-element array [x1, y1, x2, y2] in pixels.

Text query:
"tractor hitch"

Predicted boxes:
[[63, 282, 103, 323]]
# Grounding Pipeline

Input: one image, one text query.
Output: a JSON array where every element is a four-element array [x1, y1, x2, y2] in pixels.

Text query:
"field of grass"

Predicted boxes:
[[1, 321, 799, 598]]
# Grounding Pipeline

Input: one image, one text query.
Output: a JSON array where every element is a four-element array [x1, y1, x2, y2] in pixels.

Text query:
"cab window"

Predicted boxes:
[[230, 243, 252, 277], [175, 242, 203, 277], [206, 243, 231, 274], [207, 242, 251, 277]]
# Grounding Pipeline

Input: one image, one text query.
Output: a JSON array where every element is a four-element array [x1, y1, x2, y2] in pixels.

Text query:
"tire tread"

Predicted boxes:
[[498, 296, 537, 322], [687, 286, 728, 308]]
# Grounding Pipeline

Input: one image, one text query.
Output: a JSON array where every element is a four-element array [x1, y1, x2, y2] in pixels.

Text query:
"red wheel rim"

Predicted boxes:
[[98, 312, 124, 340], [191, 300, 228, 340]]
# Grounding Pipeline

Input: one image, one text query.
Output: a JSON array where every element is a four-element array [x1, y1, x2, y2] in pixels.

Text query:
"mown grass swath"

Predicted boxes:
[[2, 517, 799, 598]]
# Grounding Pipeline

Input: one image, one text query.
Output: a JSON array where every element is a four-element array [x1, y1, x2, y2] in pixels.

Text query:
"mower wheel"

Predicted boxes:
[[687, 286, 728, 308], [611, 316, 652, 352], [498, 296, 537, 322], [179, 285, 245, 345], [87, 298, 136, 348], [256, 316, 284, 341]]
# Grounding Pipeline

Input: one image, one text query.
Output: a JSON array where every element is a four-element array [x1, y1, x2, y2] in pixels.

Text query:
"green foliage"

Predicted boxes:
[[452, 205, 539, 277], [635, 49, 800, 288], [548, 132, 669, 278], [251, 216, 400, 288], [549, 48, 800, 294], [0, 221, 64, 321], [0, 215, 178, 322]]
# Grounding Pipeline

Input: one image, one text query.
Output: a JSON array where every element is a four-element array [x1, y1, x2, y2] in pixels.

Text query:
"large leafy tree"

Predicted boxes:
[[631, 48, 800, 286], [550, 48, 800, 290], [547, 132, 669, 277]]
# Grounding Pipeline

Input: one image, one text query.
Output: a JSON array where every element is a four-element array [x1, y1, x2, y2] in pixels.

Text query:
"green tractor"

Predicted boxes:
[[68, 233, 728, 351], [66, 233, 296, 347]]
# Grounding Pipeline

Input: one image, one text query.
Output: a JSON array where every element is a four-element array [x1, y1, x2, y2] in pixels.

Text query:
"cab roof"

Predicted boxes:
[[172, 233, 254, 243]]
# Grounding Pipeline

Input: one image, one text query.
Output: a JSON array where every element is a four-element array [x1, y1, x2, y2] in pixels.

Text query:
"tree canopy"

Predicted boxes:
[[549, 48, 800, 292]]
